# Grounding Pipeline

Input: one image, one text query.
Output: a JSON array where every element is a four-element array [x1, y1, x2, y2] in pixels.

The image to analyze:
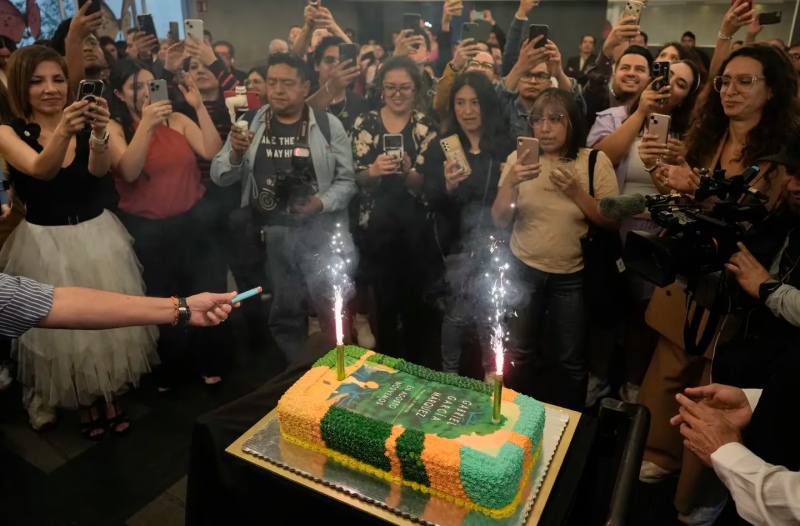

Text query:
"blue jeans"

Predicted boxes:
[[507, 258, 586, 410], [264, 223, 352, 363]]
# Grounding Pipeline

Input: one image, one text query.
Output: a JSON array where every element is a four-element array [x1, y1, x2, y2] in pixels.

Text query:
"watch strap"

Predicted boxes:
[[759, 280, 782, 304], [177, 297, 191, 325]]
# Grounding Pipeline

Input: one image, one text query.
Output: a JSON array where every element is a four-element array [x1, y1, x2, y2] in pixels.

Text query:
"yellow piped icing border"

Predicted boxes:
[[280, 427, 544, 519]]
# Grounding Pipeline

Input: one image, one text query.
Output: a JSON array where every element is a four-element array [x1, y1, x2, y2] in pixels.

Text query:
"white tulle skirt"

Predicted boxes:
[[0, 211, 159, 409]]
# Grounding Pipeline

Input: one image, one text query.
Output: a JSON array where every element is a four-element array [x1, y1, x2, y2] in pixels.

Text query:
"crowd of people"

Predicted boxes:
[[2, 0, 800, 523]]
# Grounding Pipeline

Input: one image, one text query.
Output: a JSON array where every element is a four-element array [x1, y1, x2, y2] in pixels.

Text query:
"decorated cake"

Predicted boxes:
[[277, 346, 546, 518]]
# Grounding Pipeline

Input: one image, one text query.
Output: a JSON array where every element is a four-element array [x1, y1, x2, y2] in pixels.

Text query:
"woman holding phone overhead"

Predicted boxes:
[[0, 46, 157, 437], [106, 59, 229, 395], [422, 72, 513, 376], [492, 88, 619, 410], [350, 56, 439, 363]]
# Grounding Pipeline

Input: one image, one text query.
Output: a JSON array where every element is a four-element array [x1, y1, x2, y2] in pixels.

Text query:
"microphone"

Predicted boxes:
[[599, 194, 647, 220]]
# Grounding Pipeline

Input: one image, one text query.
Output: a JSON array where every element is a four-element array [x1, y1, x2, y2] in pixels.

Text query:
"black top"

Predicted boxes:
[[327, 90, 369, 133], [7, 119, 104, 226]]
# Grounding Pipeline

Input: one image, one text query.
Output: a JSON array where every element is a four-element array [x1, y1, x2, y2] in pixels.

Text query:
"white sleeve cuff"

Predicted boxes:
[[743, 389, 763, 412]]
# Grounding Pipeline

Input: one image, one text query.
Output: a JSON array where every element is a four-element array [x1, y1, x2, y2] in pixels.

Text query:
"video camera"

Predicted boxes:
[[623, 166, 769, 287]]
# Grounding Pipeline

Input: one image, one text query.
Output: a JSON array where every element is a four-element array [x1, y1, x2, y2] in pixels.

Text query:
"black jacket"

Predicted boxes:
[[564, 53, 597, 86]]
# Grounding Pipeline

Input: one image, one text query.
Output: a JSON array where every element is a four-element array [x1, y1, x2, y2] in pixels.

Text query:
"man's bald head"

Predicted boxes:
[[269, 39, 289, 54]]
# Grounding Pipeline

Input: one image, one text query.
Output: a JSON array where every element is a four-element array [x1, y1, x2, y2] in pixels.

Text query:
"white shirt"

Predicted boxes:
[[710, 389, 800, 526]]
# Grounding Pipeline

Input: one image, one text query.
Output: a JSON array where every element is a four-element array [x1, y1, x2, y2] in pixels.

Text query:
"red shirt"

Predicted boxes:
[[116, 125, 206, 219]]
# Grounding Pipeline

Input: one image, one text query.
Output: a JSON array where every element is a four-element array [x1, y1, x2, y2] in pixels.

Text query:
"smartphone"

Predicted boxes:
[[403, 13, 421, 32], [169, 21, 180, 41], [622, 0, 644, 23], [651, 61, 671, 91], [471, 10, 485, 20], [647, 113, 671, 145], [462, 22, 478, 42], [338, 43, 358, 66], [137, 14, 157, 39], [732, 0, 753, 8], [185, 19, 204, 42], [148, 79, 169, 104], [758, 11, 782, 25], [223, 89, 262, 110], [76, 79, 104, 102], [440, 135, 472, 177], [528, 24, 549, 49], [516, 137, 540, 167], [383, 134, 404, 164], [77, 0, 101, 16]]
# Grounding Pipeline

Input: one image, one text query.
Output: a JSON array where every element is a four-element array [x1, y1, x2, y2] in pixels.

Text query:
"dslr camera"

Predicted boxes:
[[273, 144, 318, 210], [623, 166, 769, 287]]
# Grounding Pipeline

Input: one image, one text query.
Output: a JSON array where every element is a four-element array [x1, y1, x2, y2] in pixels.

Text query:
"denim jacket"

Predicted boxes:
[[210, 104, 357, 228]]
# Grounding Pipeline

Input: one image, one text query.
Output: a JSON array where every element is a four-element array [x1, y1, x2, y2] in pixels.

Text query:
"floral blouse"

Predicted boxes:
[[350, 109, 437, 230]]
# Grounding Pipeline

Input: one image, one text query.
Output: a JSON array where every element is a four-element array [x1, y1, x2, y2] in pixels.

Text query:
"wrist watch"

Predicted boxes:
[[758, 279, 781, 304], [177, 297, 192, 326]]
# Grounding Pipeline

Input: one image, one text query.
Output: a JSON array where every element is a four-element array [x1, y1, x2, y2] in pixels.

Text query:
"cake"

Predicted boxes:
[[277, 346, 546, 518]]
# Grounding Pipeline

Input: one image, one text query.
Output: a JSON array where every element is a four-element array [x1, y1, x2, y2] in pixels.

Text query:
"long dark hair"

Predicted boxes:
[[444, 71, 511, 158], [628, 59, 703, 135], [0, 82, 11, 124], [530, 88, 586, 160], [108, 59, 148, 144], [684, 43, 800, 170], [6, 45, 68, 119]]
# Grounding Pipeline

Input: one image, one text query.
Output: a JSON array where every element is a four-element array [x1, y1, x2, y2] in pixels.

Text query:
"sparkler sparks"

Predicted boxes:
[[327, 224, 351, 380], [488, 237, 510, 375]]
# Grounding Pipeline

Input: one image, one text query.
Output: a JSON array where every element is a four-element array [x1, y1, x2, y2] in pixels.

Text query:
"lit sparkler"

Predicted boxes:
[[327, 224, 350, 381], [488, 237, 510, 424]]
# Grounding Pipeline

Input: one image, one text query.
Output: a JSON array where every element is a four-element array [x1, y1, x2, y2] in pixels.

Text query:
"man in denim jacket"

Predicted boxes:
[[211, 53, 356, 362]]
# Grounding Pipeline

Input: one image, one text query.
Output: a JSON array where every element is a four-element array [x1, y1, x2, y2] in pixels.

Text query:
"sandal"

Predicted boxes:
[[105, 399, 131, 436], [78, 401, 106, 441]]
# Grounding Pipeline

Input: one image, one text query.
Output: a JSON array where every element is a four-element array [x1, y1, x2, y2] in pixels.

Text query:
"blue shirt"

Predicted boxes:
[[0, 273, 54, 339]]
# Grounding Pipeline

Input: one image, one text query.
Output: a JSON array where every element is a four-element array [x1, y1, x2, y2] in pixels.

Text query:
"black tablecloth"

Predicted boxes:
[[186, 334, 598, 525]]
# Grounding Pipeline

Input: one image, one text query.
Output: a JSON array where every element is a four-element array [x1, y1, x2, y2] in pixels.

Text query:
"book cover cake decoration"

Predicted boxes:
[[277, 346, 547, 518]]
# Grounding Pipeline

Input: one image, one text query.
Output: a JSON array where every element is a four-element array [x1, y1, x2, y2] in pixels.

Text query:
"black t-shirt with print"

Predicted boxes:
[[251, 117, 317, 219]]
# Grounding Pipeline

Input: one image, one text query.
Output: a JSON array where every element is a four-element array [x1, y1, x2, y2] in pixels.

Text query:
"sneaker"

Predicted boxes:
[[619, 382, 640, 404], [585, 374, 611, 407], [24, 392, 57, 431], [639, 460, 675, 483], [308, 316, 321, 336], [677, 496, 728, 526], [354, 314, 376, 349]]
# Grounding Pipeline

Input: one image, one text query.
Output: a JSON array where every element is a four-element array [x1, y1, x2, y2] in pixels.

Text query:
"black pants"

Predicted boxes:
[[185, 334, 333, 526], [118, 198, 232, 386]]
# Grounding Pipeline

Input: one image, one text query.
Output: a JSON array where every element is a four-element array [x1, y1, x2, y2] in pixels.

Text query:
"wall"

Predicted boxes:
[[199, 0, 359, 69], [199, 0, 608, 69]]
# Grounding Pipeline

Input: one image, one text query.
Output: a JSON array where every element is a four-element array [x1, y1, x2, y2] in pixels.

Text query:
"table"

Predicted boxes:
[[226, 405, 592, 525]]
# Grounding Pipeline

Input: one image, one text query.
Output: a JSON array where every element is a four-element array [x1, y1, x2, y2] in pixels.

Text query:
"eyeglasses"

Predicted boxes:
[[520, 72, 551, 83], [529, 114, 567, 127], [467, 60, 495, 72], [384, 84, 415, 94], [713, 75, 765, 93], [84, 36, 100, 48]]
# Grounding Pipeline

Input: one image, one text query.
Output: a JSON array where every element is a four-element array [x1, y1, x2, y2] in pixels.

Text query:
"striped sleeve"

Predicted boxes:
[[0, 273, 55, 339]]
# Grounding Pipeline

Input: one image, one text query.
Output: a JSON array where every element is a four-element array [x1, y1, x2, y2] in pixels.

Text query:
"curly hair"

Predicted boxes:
[[684, 44, 800, 171], [444, 71, 511, 158]]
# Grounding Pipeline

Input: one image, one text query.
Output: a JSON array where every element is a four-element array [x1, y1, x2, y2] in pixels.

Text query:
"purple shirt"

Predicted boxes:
[[586, 105, 629, 191]]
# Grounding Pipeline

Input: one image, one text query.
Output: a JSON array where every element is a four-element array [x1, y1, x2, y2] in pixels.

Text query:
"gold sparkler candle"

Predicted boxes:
[[492, 374, 503, 424]]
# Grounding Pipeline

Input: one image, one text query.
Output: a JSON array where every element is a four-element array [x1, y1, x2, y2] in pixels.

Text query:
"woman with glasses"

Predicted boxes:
[[350, 56, 439, 363], [423, 72, 513, 376], [492, 88, 619, 410], [585, 59, 702, 407], [636, 44, 800, 520]]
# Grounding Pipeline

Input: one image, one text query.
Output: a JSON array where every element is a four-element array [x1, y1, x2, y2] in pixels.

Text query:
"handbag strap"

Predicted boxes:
[[587, 148, 599, 197]]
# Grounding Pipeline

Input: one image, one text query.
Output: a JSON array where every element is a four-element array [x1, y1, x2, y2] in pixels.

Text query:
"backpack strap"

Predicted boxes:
[[312, 108, 332, 145], [587, 148, 599, 198]]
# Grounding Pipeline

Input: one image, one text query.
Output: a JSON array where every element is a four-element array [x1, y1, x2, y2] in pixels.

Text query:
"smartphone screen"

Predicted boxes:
[[528, 24, 549, 49], [383, 134, 403, 151]]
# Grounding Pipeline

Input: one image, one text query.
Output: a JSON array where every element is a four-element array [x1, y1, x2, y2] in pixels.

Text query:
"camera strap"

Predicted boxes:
[[683, 277, 723, 356]]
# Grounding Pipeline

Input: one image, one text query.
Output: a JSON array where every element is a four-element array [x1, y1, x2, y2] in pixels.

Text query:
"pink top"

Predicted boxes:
[[116, 125, 206, 220]]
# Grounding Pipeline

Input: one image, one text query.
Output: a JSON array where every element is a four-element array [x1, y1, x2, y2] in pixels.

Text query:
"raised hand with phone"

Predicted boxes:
[[601, 16, 641, 58]]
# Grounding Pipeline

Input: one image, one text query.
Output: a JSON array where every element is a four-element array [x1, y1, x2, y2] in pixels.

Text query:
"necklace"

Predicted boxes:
[[327, 92, 347, 118]]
